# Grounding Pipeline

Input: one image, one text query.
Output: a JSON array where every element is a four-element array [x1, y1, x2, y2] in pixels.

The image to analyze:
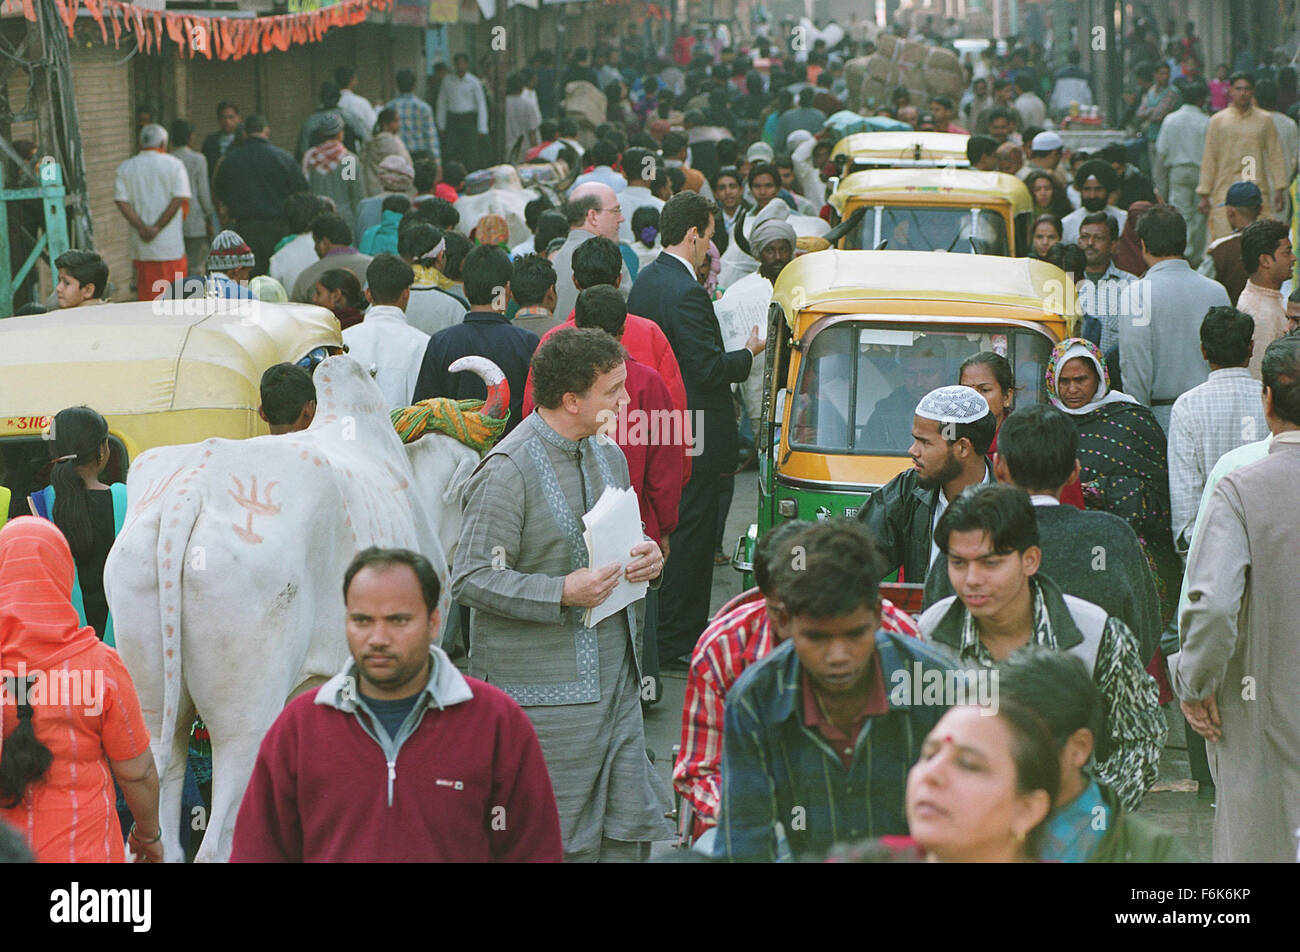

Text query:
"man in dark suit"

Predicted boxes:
[[202, 100, 241, 185], [627, 191, 764, 665]]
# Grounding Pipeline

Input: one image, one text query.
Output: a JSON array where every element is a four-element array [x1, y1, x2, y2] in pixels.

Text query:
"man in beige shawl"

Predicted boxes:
[[1177, 333, 1300, 863], [1197, 72, 1287, 242]]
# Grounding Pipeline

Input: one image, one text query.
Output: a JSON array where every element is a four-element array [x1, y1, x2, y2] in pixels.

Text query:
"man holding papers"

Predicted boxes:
[[452, 327, 675, 862]]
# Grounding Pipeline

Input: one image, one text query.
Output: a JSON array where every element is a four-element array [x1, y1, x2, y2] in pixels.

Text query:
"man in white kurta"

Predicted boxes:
[[1176, 335, 1300, 863]]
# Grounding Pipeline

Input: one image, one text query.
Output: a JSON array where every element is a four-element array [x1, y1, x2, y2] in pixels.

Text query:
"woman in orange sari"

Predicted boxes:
[[0, 517, 162, 862]]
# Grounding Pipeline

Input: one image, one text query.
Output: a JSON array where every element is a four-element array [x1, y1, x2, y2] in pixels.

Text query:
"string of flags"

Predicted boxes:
[[8, 0, 395, 62]]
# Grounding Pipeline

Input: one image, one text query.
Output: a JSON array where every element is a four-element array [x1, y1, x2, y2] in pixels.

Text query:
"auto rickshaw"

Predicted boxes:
[[827, 168, 1034, 257], [0, 298, 343, 519], [733, 249, 1077, 608], [831, 131, 971, 173]]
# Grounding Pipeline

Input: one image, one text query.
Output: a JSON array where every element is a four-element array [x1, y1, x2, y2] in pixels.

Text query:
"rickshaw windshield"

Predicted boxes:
[[849, 205, 1008, 254], [788, 322, 1055, 456]]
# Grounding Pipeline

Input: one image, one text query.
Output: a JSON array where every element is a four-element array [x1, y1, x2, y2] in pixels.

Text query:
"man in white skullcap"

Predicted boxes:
[[856, 383, 998, 585]]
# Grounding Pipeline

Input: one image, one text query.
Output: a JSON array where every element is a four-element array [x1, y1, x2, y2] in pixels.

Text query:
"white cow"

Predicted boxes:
[[104, 354, 508, 862]]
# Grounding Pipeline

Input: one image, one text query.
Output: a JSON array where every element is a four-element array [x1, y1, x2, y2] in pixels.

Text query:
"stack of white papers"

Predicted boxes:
[[581, 485, 649, 627]]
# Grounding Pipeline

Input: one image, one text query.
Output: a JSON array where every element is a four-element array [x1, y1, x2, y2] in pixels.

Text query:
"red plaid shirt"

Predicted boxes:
[[671, 588, 920, 834]]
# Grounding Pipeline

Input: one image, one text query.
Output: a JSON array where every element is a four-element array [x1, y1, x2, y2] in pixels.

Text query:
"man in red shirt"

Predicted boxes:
[[571, 284, 687, 707], [672, 520, 921, 848], [521, 237, 690, 486], [231, 547, 562, 862]]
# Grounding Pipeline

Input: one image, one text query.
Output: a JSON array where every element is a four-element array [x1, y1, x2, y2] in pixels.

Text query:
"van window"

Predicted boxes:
[[850, 205, 1009, 255], [788, 323, 1055, 456], [0, 436, 129, 520]]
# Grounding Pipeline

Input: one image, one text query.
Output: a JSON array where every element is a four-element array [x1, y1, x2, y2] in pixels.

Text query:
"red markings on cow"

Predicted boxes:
[[228, 475, 282, 545]]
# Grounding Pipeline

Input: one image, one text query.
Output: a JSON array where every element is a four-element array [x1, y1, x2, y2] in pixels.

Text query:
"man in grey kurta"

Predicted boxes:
[[451, 328, 674, 862], [1118, 205, 1230, 432], [1176, 334, 1300, 863]]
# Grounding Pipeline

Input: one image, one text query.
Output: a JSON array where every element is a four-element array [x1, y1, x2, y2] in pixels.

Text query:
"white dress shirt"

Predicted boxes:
[[340, 305, 430, 410], [930, 469, 992, 568], [436, 73, 489, 135]]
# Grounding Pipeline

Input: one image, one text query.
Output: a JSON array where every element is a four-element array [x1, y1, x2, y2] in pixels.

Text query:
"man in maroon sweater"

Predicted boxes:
[[231, 547, 563, 862]]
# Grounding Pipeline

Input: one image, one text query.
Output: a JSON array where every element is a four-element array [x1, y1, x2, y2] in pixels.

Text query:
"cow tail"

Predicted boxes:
[[157, 481, 200, 771]]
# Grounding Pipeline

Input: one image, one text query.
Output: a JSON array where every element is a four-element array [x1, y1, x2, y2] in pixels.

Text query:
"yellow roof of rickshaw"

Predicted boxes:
[[828, 168, 1032, 215], [771, 250, 1073, 325], [0, 300, 342, 421], [831, 131, 970, 166]]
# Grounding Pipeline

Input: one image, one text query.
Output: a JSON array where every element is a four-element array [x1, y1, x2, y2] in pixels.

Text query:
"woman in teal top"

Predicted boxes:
[[30, 406, 128, 646]]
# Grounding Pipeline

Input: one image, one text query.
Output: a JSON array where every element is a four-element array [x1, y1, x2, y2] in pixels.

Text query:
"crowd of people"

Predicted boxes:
[[4, 12, 1300, 866]]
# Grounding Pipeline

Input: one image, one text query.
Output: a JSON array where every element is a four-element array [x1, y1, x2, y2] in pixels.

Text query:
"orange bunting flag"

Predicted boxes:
[[42, 0, 394, 62]]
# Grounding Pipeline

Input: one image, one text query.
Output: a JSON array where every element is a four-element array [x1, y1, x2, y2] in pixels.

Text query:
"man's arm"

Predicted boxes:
[[1196, 121, 1219, 202], [489, 700, 564, 861], [284, 151, 309, 195], [1261, 117, 1288, 210], [194, 157, 216, 232], [1175, 479, 1249, 711], [673, 648, 728, 827], [676, 284, 754, 386], [1166, 403, 1202, 555], [229, 716, 302, 862], [115, 200, 152, 240], [152, 196, 189, 234], [718, 690, 780, 862], [1118, 299, 1154, 406], [1091, 616, 1167, 812], [450, 455, 568, 624], [435, 84, 448, 131], [642, 378, 684, 539], [411, 337, 448, 403], [476, 78, 490, 135], [856, 485, 904, 581]]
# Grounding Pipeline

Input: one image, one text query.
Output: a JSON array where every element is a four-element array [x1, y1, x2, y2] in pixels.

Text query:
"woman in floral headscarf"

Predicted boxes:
[[1045, 338, 1180, 626]]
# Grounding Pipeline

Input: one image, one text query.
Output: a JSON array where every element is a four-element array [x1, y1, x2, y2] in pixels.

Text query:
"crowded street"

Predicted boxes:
[[1, 0, 1297, 902]]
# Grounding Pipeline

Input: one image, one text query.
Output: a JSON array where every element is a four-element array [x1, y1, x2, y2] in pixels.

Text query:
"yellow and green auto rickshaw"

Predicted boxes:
[[734, 249, 1077, 610], [0, 299, 342, 521], [827, 168, 1034, 257], [831, 131, 971, 173]]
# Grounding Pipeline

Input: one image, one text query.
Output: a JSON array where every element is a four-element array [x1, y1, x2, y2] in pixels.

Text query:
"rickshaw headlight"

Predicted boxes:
[[778, 499, 797, 518]]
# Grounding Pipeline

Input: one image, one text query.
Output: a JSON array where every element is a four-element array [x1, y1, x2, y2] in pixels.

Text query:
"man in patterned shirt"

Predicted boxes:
[[1167, 306, 1268, 557], [672, 520, 920, 846], [918, 484, 1166, 811], [385, 68, 440, 160]]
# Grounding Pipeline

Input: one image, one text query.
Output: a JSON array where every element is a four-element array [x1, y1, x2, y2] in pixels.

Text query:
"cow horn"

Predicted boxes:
[[449, 356, 510, 419]]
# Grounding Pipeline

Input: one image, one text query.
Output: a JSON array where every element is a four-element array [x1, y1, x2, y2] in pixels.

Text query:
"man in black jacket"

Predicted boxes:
[[856, 385, 996, 586], [213, 114, 308, 276], [627, 191, 764, 664], [923, 403, 1162, 664]]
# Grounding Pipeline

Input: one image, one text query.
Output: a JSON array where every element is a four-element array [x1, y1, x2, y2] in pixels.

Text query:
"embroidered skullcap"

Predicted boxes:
[[207, 230, 255, 272], [914, 385, 990, 425]]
